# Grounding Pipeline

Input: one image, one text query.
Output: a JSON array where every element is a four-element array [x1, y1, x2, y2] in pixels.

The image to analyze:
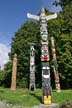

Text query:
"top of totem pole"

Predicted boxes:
[[27, 8, 57, 21], [13, 53, 17, 62], [41, 8, 45, 13], [51, 36, 54, 41], [51, 37, 55, 46], [14, 53, 17, 58], [40, 8, 46, 17]]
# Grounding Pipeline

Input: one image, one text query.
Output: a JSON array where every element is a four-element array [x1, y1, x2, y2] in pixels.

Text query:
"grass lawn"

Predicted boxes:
[[0, 87, 72, 107]]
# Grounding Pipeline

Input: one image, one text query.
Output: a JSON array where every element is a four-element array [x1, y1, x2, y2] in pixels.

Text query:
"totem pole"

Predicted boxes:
[[51, 37, 61, 92], [27, 8, 57, 105], [29, 43, 35, 90], [11, 53, 17, 90]]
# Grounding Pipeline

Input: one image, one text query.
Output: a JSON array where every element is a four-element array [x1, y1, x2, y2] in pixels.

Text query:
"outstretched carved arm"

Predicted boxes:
[[46, 13, 57, 21], [27, 13, 40, 21]]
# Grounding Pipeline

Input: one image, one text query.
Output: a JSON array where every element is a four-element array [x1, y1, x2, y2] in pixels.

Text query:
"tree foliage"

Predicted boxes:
[[10, 21, 41, 88], [2, 0, 72, 89], [50, 0, 72, 88], [0, 61, 12, 87]]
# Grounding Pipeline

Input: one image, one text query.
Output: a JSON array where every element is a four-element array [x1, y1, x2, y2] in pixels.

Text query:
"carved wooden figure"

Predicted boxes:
[[29, 43, 35, 90], [51, 37, 61, 92], [27, 8, 57, 105]]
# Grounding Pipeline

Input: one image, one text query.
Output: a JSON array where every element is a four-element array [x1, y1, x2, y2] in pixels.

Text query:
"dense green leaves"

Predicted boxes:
[[10, 2, 72, 88], [0, 61, 12, 87], [2, 0, 72, 89], [11, 21, 41, 88]]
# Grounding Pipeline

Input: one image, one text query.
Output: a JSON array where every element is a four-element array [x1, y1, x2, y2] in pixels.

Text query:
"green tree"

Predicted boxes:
[[10, 5, 72, 89], [0, 61, 12, 87], [51, 0, 72, 88], [11, 21, 41, 88]]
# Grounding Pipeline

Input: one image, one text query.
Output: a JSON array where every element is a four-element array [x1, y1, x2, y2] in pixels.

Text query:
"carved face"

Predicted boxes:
[[42, 68, 50, 78], [41, 45, 49, 61], [40, 25, 47, 32], [30, 57, 34, 65], [30, 46, 35, 56], [41, 32, 48, 41], [42, 68, 50, 88]]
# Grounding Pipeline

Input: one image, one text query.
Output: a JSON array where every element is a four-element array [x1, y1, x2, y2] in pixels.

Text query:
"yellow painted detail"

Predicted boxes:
[[44, 96, 47, 99], [44, 96, 51, 100], [44, 99, 51, 105], [48, 100, 51, 104], [44, 96, 51, 105], [48, 95, 51, 100], [44, 100, 48, 104]]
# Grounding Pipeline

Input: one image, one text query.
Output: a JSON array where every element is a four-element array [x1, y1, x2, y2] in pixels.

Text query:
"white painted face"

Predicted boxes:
[[41, 33, 47, 41], [42, 68, 50, 78], [30, 57, 34, 65]]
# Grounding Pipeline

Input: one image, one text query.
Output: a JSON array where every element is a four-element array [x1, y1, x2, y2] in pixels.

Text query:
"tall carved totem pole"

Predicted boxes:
[[27, 8, 57, 105], [29, 43, 35, 90], [11, 53, 17, 91], [51, 37, 61, 92]]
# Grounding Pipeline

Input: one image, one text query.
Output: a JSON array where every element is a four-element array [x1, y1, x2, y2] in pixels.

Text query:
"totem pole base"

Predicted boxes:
[[29, 84, 36, 91], [11, 87, 16, 91], [56, 90, 61, 93], [40, 103, 58, 108]]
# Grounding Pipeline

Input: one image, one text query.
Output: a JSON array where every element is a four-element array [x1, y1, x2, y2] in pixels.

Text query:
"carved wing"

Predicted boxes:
[[46, 13, 57, 21], [27, 13, 40, 21]]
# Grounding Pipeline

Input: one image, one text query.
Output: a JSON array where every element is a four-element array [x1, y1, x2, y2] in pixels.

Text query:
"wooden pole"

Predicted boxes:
[[51, 37, 61, 92], [29, 43, 35, 91], [27, 8, 57, 105], [11, 53, 17, 90]]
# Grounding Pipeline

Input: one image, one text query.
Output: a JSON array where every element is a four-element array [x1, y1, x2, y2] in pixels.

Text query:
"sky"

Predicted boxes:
[[0, 0, 61, 69]]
